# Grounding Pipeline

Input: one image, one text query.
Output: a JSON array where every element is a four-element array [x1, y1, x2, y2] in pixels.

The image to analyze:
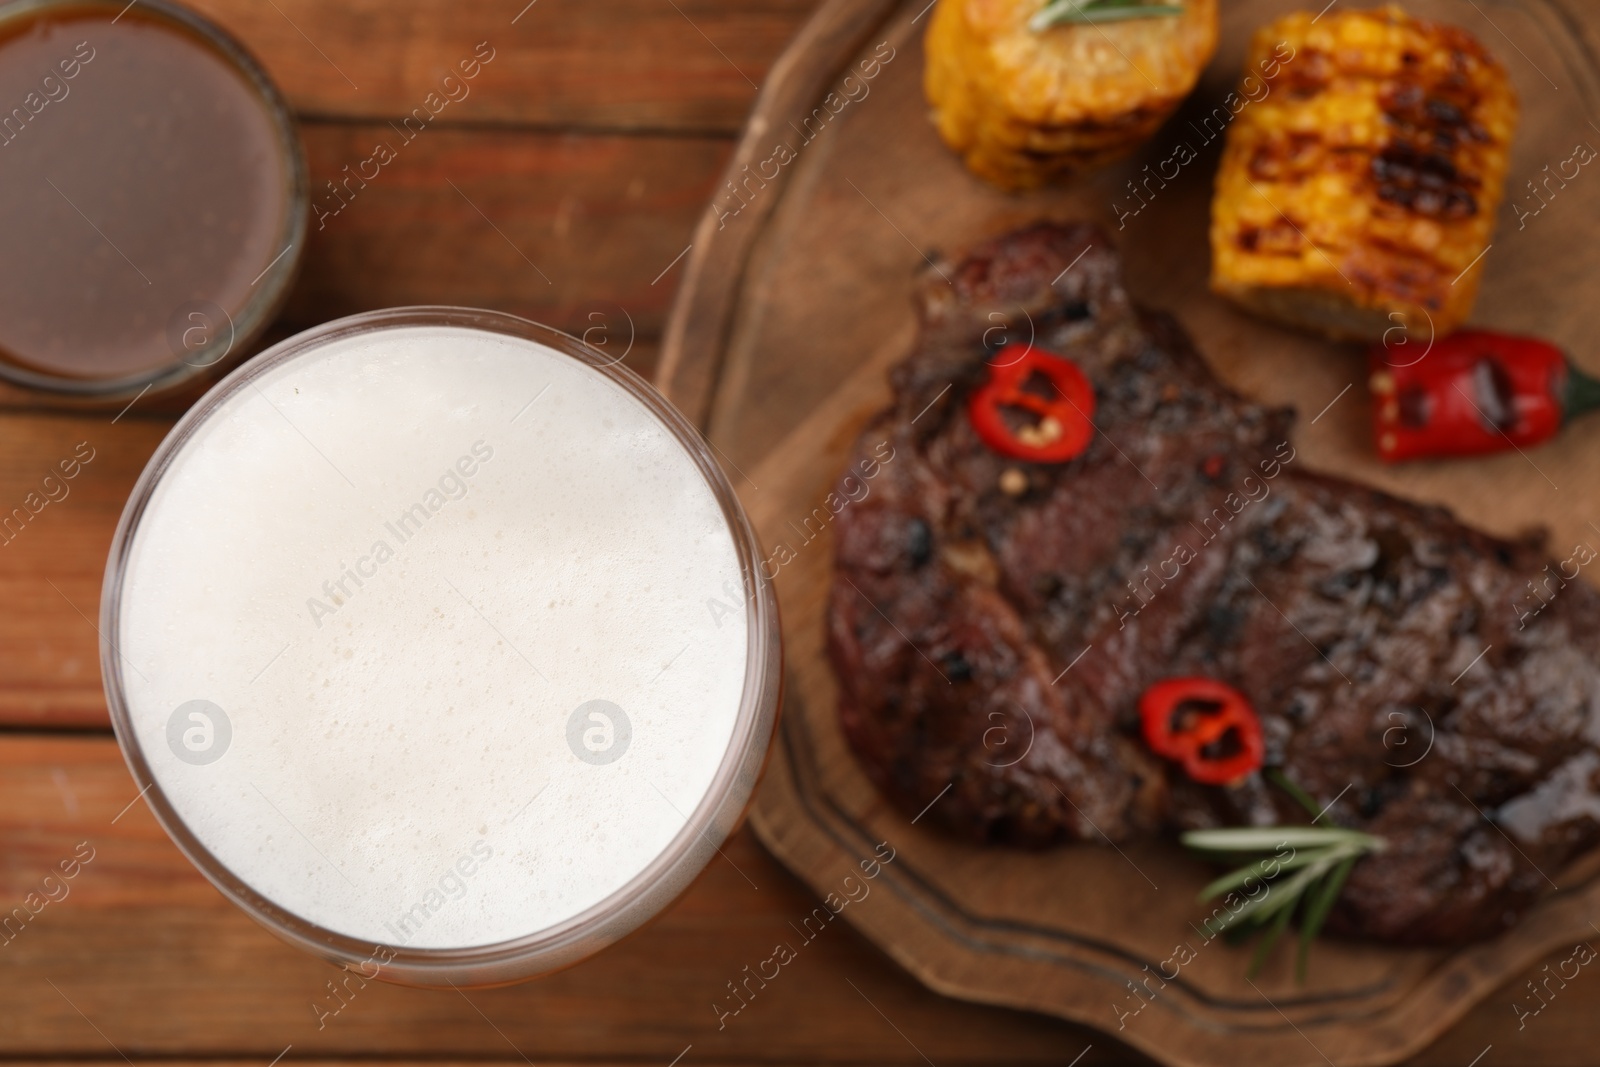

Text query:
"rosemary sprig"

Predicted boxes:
[[1181, 775, 1387, 982], [1029, 0, 1184, 32]]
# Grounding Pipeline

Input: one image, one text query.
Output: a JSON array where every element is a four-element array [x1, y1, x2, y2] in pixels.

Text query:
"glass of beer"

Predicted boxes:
[[101, 307, 781, 985]]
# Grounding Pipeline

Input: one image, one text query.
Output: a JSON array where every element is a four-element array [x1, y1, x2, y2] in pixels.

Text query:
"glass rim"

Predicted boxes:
[[99, 306, 783, 985], [0, 0, 309, 398]]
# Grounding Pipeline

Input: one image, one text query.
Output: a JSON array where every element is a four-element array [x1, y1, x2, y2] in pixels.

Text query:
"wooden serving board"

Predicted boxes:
[[657, 1, 1600, 1064]]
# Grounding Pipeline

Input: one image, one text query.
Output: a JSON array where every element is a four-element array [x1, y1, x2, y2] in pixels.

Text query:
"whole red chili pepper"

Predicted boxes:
[[1370, 330, 1600, 462], [1140, 677, 1264, 786], [967, 344, 1095, 463]]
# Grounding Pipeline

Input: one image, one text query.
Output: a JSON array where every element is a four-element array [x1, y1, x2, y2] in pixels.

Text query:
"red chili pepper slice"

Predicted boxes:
[[1139, 677, 1264, 786], [968, 344, 1095, 463], [1369, 330, 1600, 462]]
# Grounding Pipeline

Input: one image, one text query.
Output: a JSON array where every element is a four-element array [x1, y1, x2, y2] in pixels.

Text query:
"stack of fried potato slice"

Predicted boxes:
[[925, 0, 1219, 190]]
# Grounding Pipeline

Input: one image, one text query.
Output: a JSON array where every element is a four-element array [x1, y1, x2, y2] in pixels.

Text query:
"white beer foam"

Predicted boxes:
[[117, 325, 748, 949]]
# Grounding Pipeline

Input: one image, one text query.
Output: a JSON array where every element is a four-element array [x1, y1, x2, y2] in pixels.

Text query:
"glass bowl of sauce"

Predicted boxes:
[[0, 0, 306, 400]]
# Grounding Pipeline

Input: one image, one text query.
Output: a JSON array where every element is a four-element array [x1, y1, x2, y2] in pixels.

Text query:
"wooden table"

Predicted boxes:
[[0, 3, 1593, 1064]]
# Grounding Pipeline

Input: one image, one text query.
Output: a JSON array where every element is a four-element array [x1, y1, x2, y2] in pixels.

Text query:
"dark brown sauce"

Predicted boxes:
[[0, 3, 291, 383]]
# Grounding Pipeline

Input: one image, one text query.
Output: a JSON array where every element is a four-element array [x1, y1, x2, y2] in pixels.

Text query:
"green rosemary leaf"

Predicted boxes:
[[1196, 844, 1335, 903], [1266, 767, 1324, 820], [1049, 5, 1185, 25], [1182, 803, 1385, 982], [1248, 892, 1297, 978], [1196, 842, 1368, 937], [1201, 857, 1327, 937], [1297, 854, 1357, 982], [1028, 0, 1093, 31], [1244, 857, 1337, 926], [1029, 0, 1183, 32], [1200, 890, 1274, 938], [1216, 927, 1254, 953], [1182, 825, 1382, 853], [1222, 922, 1257, 947], [1194, 856, 1280, 904]]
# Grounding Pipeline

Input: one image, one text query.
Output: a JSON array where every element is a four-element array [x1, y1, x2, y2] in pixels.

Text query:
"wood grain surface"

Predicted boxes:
[[181, 0, 814, 132], [0, 738, 1083, 1062], [0, 735, 1587, 1065], [6, 0, 1600, 1065]]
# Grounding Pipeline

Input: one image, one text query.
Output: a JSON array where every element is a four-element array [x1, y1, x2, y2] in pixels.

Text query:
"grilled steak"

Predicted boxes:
[[827, 222, 1600, 945]]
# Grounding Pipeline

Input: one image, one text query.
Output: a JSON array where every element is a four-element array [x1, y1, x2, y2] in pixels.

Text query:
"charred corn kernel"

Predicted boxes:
[[1210, 6, 1517, 342], [925, 0, 1218, 191]]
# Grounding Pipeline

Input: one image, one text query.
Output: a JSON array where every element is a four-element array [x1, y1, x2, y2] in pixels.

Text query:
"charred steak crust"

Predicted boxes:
[[827, 222, 1600, 946]]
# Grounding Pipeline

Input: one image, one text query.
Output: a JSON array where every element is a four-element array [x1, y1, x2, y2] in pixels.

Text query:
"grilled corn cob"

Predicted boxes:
[[1210, 6, 1517, 342], [925, 0, 1218, 190]]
